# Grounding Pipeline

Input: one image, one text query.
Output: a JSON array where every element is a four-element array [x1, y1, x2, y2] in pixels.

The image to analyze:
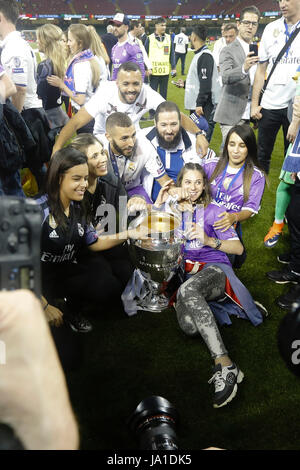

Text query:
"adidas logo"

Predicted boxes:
[[49, 230, 59, 239]]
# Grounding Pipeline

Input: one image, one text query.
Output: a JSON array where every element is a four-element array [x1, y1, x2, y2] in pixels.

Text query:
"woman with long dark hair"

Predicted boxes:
[[155, 162, 267, 408], [36, 146, 143, 333], [202, 124, 266, 266], [69, 133, 134, 291]]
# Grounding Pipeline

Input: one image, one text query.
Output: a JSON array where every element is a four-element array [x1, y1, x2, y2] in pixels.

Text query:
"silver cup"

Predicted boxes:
[[128, 210, 183, 312]]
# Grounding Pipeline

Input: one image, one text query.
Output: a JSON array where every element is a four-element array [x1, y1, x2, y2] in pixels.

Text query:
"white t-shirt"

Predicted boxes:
[[85, 81, 165, 135], [101, 132, 166, 190], [72, 60, 100, 111], [1, 31, 42, 109], [212, 36, 226, 67], [258, 17, 300, 109], [173, 33, 189, 54]]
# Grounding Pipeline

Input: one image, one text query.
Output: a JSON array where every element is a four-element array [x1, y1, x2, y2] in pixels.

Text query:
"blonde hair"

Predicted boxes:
[[68, 24, 101, 89], [37, 24, 66, 79], [87, 25, 110, 65]]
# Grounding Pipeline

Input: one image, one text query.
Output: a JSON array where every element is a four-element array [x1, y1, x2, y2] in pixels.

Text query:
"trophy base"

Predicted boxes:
[[137, 293, 169, 313]]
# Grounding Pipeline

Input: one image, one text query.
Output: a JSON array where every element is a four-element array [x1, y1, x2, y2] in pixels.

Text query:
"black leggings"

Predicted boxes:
[[42, 244, 134, 310]]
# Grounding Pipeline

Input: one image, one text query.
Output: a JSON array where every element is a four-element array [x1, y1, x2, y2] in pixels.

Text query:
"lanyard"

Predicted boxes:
[[284, 21, 300, 58], [109, 145, 128, 184], [215, 163, 245, 203]]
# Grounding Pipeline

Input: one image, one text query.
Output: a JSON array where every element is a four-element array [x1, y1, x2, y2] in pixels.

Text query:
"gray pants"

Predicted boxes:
[[175, 265, 228, 358], [220, 119, 250, 151]]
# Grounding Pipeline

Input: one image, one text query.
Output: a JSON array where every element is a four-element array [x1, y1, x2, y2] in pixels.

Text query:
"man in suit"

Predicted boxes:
[[213, 6, 260, 147]]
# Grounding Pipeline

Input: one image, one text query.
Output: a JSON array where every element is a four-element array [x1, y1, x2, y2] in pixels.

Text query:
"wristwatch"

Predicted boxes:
[[214, 238, 222, 250], [195, 130, 207, 137]]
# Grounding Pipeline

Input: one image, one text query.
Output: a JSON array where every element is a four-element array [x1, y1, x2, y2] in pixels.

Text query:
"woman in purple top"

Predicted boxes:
[[156, 163, 266, 408], [202, 124, 266, 267]]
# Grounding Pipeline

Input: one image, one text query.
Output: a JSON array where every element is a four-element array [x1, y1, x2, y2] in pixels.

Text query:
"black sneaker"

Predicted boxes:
[[266, 267, 300, 284], [277, 253, 291, 264], [276, 284, 300, 310], [208, 363, 244, 408], [64, 312, 93, 333], [254, 300, 270, 318]]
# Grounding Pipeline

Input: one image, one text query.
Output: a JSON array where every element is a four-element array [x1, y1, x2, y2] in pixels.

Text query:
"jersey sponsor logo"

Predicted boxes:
[[77, 223, 84, 237], [49, 229, 59, 239]]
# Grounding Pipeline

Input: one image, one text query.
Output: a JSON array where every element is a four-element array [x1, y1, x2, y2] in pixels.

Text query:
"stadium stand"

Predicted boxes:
[[71, 0, 114, 15], [19, 0, 280, 16], [21, 0, 73, 15]]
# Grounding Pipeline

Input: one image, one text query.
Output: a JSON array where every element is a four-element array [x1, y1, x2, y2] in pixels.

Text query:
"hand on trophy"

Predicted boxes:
[[154, 181, 174, 208], [185, 222, 207, 244], [167, 186, 190, 202], [127, 196, 148, 214], [128, 223, 149, 240]]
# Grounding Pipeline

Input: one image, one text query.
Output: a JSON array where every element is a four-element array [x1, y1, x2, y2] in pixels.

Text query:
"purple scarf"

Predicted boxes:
[[64, 49, 94, 94]]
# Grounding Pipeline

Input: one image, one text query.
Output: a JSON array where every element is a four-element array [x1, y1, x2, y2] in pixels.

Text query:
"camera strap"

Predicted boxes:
[[259, 25, 300, 105]]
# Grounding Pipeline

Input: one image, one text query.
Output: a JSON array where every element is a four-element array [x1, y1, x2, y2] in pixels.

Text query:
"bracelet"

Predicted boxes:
[[195, 130, 207, 137], [214, 238, 222, 250]]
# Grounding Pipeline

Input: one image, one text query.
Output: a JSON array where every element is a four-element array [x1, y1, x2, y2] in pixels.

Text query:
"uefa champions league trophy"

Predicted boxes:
[[128, 210, 183, 312]]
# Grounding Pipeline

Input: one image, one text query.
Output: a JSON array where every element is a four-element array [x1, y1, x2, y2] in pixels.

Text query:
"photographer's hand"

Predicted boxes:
[[0, 290, 79, 450]]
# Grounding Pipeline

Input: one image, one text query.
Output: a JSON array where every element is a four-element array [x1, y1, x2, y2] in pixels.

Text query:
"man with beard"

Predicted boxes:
[[174, 25, 220, 142], [109, 13, 145, 81], [141, 101, 216, 202], [102, 111, 179, 205], [52, 62, 209, 157]]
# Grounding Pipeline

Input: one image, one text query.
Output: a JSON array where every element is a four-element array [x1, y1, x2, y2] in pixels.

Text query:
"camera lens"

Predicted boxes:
[[128, 396, 179, 450]]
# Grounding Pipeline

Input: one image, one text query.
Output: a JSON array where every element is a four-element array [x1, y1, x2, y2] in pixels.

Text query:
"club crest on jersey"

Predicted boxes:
[[128, 162, 136, 172], [77, 223, 84, 237]]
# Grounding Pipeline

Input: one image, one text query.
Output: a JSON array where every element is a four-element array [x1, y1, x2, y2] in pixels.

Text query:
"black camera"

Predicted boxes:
[[278, 300, 300, 378], [0, 196, 42, 296], [128, 396, 179, 450]]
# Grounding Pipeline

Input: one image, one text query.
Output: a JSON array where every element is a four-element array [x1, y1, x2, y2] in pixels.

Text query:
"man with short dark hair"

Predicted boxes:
[[145, 17, 176, 100], [52, 62, 209, 157], [214, 5, 260, 147], [103, 111, 175, 203], [175, 25, 220, 142], [173, 27, 189, 75]]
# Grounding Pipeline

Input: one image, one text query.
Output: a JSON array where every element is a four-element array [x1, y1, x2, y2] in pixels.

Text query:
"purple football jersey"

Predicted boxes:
[[203, 158, 265, 214], [183, 202, 239, 266], [111, 41, 145, 80]]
